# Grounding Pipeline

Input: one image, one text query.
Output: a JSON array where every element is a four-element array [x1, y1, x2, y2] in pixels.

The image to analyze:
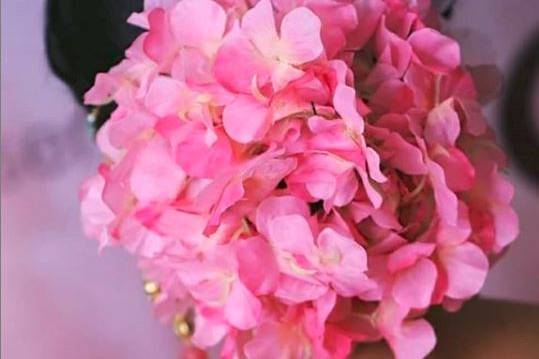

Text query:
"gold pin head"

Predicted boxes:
[[143, 281, 161, 300], [172, 314, 193, 339]]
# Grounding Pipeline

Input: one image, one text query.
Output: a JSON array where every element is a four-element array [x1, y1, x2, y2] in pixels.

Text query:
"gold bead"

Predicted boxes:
[[172, 314, 193, 339], [86, 107, 100, 124], [143, 281, 160, 300]]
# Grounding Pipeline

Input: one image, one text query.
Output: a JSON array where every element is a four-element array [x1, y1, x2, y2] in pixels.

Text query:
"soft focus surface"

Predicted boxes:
[[1, 0, 538, 358]]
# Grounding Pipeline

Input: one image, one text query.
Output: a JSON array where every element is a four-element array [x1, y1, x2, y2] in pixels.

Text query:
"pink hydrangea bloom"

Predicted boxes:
[[80, 0, 518, 358]]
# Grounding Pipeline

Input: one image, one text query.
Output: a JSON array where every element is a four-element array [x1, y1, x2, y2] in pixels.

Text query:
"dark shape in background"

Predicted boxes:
[[501, 29, 539, 185], [45, 0, 143, 129]]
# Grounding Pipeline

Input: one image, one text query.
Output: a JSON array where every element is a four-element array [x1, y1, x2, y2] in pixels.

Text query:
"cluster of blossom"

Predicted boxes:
[[80, 0, 518, 357]]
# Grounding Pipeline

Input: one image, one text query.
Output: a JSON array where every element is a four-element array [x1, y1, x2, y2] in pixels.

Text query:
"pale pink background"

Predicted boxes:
[[1, 1, 538, 358]]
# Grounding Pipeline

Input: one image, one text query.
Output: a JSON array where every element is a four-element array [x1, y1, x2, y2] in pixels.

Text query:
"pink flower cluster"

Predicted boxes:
[[80, 0, 518, 358]]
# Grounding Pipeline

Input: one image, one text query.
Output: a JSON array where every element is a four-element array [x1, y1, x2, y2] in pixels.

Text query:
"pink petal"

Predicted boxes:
[[130, 142, 186, 203], [268, 214, 316, 255], [279, 7, 324, 65], [222, 95, 270, 143], [107, 111, 156, 151], [305, 171, 338, 200], [243, 322, 284, 359], [436, 201, 472, 247], [458, 98, 488, 136], [244, 320, 314, 359], [440, 242, 489, 299], [424, 99, 460, 147], [365, 146, 387, 183], [307, 1, 358, 58], [271, 62, 304, 91], [176, 126, 233, 178], [332, 170, 359, 207], [123, 221, 166, 257], [375, 22, 413, 77], [315, 290, 337, 327], [79, 175, 114, 246], [154, 209, 207, 247], [84, 73, 116, 105], [392, 258, 437, 309], [333, 84, 364, 133], [428, 160, 458, 225], [256, 196, 310, 238], [170, 0, 226, 50], [317, 228, 372, 297], [236, 237, 279, 295], [143, 8, 176, 65], [274, 275, 328, 303], [383, 132, 427, 175], [171, 48, 213, 84], [241, 0, 279, 59], [357, 165, 383, 208], [432, 146, 475, 192], [387, 242, 436, 273], [145, 76, 193, 117], [144, 0, 178, 11], [492, 204, 519, 251], [210, 179, 245, 225], [408, 28, 461, 74], [225, 281, 261, 330], [347, 0, 385, 50], [214, 26, 272, 93], [370, 80, 414, 114], [388, 318, 436, 359], [244, 158, 297, 206], [192, 310, 229, 348]]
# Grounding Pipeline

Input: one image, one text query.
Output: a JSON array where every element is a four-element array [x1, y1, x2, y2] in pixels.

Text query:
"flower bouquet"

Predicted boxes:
[[80, 0, 518, 357]]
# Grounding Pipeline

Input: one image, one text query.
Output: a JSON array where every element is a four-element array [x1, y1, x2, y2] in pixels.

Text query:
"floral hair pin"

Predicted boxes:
[[79, 0, 518, 358]]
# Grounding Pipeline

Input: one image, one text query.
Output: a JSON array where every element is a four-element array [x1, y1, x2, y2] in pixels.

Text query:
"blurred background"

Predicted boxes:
[[1, 0, 538, 358]]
